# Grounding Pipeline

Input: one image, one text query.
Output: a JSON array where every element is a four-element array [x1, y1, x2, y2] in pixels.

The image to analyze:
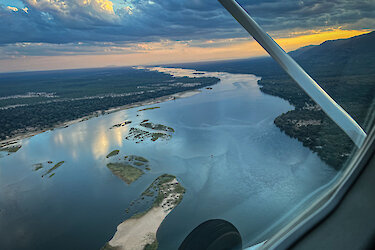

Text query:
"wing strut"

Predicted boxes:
[[218, 0, 367, 147]]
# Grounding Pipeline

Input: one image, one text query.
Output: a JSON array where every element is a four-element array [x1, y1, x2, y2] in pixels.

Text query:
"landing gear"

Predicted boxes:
[[179, 219, 242, 250]]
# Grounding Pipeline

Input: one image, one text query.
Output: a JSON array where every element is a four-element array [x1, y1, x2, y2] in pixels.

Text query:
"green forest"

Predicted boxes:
[[0, 67, 219, 141]]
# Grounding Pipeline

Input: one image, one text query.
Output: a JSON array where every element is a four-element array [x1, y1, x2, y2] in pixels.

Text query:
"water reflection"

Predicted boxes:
[[92, 125, 111, 160], [48, 111, 130, 161]]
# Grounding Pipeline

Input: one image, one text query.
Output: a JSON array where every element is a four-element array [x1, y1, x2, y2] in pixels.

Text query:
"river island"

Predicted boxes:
[[103, 174, 185, 250]]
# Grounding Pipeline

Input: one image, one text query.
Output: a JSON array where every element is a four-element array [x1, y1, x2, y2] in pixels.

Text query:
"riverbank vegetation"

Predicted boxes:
[[0, 145, 22, 153], [177, 32, 375, 169], [138, 107, 160, 112], [0, 67, 219, 142]]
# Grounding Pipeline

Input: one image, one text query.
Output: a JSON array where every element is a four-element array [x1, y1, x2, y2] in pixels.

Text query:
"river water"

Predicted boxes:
[[0, 67, 336, 249]]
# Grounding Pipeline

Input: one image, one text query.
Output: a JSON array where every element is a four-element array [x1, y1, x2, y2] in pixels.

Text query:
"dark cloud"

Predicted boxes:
[[0, 0, 373, 46], [0, 41, 145, 59], [240, 0, 375, 32]]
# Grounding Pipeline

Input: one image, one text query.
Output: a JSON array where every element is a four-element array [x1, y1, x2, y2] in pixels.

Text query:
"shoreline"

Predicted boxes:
[[105, 176, 185, 250], [0, 89, 201, 148], [107, 206, 166, 250]]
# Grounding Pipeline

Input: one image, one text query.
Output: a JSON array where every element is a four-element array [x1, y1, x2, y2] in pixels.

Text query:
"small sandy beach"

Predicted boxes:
[[107, 178, 183, 250]]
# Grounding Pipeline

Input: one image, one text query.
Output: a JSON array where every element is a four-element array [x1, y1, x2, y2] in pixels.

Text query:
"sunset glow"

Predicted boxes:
[[0, 0, 374, 72], [1, 28, 372, 72]]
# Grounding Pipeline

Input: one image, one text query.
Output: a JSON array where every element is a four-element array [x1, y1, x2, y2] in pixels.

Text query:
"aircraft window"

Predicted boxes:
[[0, 0, 374, 249]]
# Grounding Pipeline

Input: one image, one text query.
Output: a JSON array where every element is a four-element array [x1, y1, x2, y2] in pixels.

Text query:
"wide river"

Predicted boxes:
[[0, 67, 337, 249]]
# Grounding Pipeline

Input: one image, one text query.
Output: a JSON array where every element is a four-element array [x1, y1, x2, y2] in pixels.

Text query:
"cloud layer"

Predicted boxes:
[[1, 0, 373, 45], [0, 0, 374, 71]]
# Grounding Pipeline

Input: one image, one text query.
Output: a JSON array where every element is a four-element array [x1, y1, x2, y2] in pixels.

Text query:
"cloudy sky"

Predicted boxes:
[[0, 0, 374, 72]]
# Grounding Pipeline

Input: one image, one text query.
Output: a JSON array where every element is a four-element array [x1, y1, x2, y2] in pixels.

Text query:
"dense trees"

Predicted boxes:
[[0, 67, 219, 141]]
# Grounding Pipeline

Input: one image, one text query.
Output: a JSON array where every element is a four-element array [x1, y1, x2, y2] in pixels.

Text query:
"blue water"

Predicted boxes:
[[0, 68, 336, 249]]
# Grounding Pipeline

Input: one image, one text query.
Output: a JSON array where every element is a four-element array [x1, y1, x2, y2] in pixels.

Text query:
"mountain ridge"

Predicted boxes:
[[289, 31, 375, 76]]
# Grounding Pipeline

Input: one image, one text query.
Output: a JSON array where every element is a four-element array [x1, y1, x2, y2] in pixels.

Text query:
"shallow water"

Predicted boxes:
[[0, 68, 336, 249]]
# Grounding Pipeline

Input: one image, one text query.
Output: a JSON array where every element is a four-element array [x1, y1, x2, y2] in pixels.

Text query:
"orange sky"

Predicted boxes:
[[1, 28, 372, 72]]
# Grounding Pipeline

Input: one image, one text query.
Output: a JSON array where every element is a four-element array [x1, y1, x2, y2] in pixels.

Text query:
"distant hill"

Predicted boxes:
[[290, 31, 375, 76], [173, 31, 375, 77], [290, 31, 375, 58]]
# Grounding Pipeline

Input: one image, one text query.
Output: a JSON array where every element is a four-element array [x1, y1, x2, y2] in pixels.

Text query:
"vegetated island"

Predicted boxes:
[[140, 121, 175, 133], [110, 121, 132, 129], [103, 174, 185, 250], [106, 154, 152, 184], [126, 119, 175, 143], [106, 150, 120, 158], [126, 128, 171, 143], [34, 160, 65, 178], [106, 162, 145, 185]]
